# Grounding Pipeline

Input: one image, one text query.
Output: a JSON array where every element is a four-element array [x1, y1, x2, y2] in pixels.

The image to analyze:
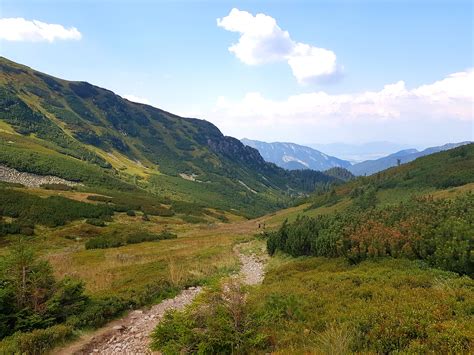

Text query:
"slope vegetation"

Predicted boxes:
[[0, 57, 337, 216]]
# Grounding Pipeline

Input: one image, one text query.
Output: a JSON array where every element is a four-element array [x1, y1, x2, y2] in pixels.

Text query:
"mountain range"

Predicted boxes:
[[309, 141, 414, 162], [242, 138, 471, 177], [241, 139, 352, 171], [348, 142, 472, 176]]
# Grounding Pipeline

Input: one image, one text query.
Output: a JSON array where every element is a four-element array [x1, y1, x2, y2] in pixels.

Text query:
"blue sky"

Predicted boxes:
[[1, 0, 473, 147]]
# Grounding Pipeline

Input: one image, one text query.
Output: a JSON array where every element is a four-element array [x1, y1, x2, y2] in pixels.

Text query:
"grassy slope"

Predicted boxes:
[[0, 56, 338, 217], [267, 144, 474, 224], [248, 252, 473, 353], [0, 183, 257, 299], [234, 145, 474, 353]]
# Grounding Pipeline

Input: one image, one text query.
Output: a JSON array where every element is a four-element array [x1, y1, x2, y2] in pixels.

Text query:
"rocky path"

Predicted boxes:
[[233, 243, 266, 286], [55, 243, 265, 355], [56, 287, 202, 355]]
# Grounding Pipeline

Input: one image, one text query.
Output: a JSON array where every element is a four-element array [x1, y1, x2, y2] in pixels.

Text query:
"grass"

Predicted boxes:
[[246, 254, 474, 353], [11, 215, 256, 299]]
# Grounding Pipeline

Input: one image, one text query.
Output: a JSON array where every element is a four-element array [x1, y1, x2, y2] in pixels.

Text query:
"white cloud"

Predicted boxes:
[[123, 95, 151, 105], [204, 69, 474, 143], [217, 8, 340, 84], [0, 18, 81, 42]]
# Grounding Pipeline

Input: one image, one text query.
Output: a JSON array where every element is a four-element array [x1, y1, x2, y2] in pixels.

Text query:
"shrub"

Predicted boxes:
[[85, 230, 177, 250], [86, 195, 113, 203], [0, 324, 74, 354], [0, 188, 113, 228], [126, 210, 136, 217], [85, 218, 106, 227], [0, 241, 88, 339], [40, 183, 74, 191], [71, 296, 131, 328], [85, 235, 123, 249], [267, 194, 474, 276], [141, 205, 175, 217], [151, 281, 268, 354]]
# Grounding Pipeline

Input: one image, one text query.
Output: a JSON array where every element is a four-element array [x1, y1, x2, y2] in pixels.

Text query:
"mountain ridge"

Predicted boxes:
[[349, 141, 472, 176], [241, 138, 352, 171], [0, 56, 339, 216], [242, 136, 472, 177]]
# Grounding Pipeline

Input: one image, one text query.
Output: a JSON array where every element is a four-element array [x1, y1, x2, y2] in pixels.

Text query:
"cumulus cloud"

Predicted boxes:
[[217, 8, 341, 84], [204, 69, 474, 143], [0, 17, 81, 42], [123, 95, 151, 105]]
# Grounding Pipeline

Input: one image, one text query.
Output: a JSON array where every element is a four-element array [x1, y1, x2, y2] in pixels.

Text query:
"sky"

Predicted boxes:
[[0, 0, 473, 148]]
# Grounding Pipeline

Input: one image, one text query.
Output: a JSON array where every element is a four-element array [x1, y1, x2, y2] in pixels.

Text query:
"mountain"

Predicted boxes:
[[310, 141, 414, 162], [241, 138, 352, 171], [349, 142, 472, 176], [0, 57, 338, 217]]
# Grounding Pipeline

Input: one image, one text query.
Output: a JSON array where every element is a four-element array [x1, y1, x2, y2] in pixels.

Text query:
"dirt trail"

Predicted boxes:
[[54, 244, 265, 355], [55, 287, 202, 355], [233, 243, 266, 286]]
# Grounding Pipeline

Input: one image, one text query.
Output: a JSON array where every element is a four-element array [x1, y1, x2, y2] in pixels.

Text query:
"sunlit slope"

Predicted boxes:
[[0, 57, 338, 216]]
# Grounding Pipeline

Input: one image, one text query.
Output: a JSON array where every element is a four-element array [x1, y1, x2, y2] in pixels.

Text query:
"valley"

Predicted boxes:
[[0, 56, 473, 354]]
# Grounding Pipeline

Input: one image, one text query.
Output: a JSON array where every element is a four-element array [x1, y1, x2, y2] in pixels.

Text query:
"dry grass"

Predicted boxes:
[[41, 218, 257, 297], [429, 182, 474, 199]]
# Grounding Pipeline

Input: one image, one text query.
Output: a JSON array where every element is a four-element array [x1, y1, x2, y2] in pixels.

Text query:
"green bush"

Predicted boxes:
[[0, 188, 113, 228], [151, 282, 268, 354], [85, 230, 177, 250], [40, 183, 74, 191], [0, 324, 75, 354], [86, 195, 113, 203], [0, 242, 88, 339], [0, 141, 135, 191], [245, 257, 474, 353], [70, 296, 131, 328], [267, 193, 474, 275], [85, 218, 106, 227], [85, 235, 123, 249]]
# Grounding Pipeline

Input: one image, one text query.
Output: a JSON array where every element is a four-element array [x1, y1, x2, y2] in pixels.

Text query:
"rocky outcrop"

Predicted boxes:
[[0, 165, 81, 188], [207, 136, 266, 166]]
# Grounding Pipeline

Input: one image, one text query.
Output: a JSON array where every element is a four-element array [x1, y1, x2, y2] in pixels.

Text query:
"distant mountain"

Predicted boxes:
[[349, 142, 472, 176], [241, 139, 352, 171], [310, 141, 414, 163]]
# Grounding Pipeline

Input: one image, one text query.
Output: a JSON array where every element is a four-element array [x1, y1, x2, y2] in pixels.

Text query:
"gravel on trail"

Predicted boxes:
[[57, 287, 202, 355], [234, 245, 265, 286]]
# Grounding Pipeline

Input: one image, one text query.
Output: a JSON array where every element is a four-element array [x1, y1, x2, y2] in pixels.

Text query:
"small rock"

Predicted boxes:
[[113, 325, 124, 331]]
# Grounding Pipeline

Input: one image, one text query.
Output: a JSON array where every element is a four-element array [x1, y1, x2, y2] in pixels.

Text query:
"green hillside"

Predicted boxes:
[[0, 57, 337, 217], [149, 145, 474, 354], [263, 144, 474, 276]]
